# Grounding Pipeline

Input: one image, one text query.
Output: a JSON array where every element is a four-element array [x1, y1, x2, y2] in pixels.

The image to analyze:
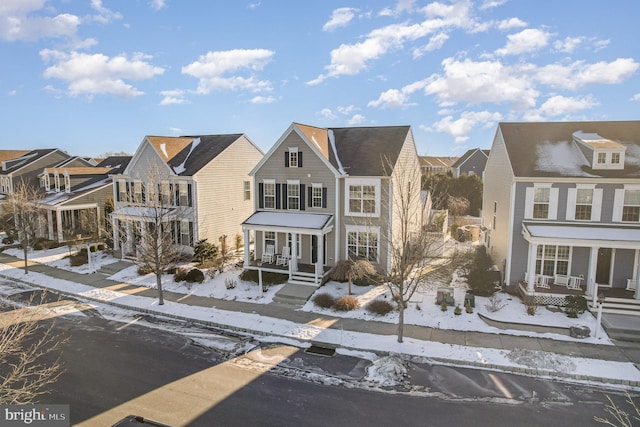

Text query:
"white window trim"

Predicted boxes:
[[243, 180, 251, 201], [287, 179, 300, 211], [263, 179, 276, 210], [288, 147, 299, 168], [311, 183, 323, 208], [615, 185, 640, 223], [345, 224, 380, 263], [524, 183, 558, 220], [345, 178, 381, 218], [263, 231, 277, 254], [287, 233, 301, 258]]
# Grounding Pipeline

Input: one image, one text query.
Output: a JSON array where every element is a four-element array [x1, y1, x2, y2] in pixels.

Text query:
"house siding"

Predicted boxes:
[[11, 151, 69, 189], [457, 151, 488, 177], [195, 135, 262, 245]]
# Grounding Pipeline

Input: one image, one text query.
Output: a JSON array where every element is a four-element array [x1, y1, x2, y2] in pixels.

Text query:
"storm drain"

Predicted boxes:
[[305, 345, 336, 357]]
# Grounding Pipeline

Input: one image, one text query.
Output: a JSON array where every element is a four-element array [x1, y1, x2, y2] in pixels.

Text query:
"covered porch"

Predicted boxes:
[[242, 211, 334, 286], [521, 222, 640, 308], [40, 203, 101, 243]]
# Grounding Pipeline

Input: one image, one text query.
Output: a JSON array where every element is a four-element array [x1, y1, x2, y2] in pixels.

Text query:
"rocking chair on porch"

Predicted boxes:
[[261, 244, 275, 264], [276, 246, 291, 267]]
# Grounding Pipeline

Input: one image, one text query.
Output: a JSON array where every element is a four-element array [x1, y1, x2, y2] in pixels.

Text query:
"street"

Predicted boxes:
[[3, 289, 636, 426]]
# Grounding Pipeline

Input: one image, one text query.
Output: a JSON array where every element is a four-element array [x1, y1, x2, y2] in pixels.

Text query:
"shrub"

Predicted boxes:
[[173, 266, 188, 282], [33, 237, 60, 250], [465, 303, 474, 314], [366, 300, 394, 316], [185, 268, 205, 283], [70, 248, 88, 266], [313, 293, 336, 309], [466, 246, 498, 297], [564, 295, 588, 318], [485, 293, 505, 313], [2, 236, 14, 245], [225, 278, 237, 290], [440, 300, 447, 312], [138, 265, 153, 275], [334, 295, 360, 311], [194, 239, 218, 265], [239, 269, 288, 286], [454, 305, 462, 315]]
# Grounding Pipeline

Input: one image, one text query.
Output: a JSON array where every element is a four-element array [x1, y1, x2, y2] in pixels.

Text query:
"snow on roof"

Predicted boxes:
[[525, 223, 640, 242], [243, 211, 333, 230], [172, 137, 200, 175], [111, 206, 176, 218], [534, 141, 596, 177]]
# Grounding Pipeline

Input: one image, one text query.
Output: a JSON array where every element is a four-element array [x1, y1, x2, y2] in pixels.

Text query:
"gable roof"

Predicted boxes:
[[499, 121, 640, 178], [0, 149, 62, 175], [419, 156, 458, 168], [451, 148, 489, 169], [144, 134, 245, 176], [0, 150, 30, 163]]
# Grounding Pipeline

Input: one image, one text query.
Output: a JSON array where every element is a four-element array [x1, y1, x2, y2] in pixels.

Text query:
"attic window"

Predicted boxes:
[[612, 152, 621, 164], [597, 153, 606, 164]]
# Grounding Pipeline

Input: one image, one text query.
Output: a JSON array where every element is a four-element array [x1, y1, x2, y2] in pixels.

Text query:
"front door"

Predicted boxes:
[[596, 247, 612, 285], [311, 235, 327, 264]]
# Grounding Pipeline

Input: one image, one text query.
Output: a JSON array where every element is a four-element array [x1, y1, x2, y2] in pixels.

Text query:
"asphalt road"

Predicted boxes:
[[3, 289, 637, 427]]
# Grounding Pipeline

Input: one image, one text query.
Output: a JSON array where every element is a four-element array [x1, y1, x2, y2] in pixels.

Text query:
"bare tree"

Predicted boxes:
[[0, 293, 65, 404], [331, 259, 376, 295], [109, 166, 189, 305], [5, 182, 45, 274], [381, 155, 446, 343], [447, 195, 470, 226]]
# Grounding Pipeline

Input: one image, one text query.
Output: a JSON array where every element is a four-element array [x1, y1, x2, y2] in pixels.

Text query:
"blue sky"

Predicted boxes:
[[1, 0, 638, 158]]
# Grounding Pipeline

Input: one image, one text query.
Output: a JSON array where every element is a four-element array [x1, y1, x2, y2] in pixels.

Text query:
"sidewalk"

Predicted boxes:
[[1, 252, 639, 387]]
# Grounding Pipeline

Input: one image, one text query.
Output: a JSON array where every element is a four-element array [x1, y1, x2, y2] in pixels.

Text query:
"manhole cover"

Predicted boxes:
[[305, 345, 336, 357]]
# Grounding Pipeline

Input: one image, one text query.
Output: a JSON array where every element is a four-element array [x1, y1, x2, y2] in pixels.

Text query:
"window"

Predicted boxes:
[[533, 187, 550, 219], [536, 245, 569, 276], [623, 189, 640, 222], [574, 188, 593, 220], [287, 233, 301, 258], [347, 230, 379, 262], [492, 201, 497, 230], [54, 174, 60, 192], [180, 219, 193, 246], [159, 182, 171, 205], [64, 174, 71, 193], [263, 181, 276, 209], [349, 185, 376, 214], [119, 180, 127, 202], [264, 231, 276, 251], [288, 149, 298, 168], [179, 183, 189, 207], [597, 152, 607, 164], [244, 181, 251, 201], [287, 181, 300, 210], [312, 184, 323, 208], [133, 181, 142, 204], [612, 152, 621, 164]]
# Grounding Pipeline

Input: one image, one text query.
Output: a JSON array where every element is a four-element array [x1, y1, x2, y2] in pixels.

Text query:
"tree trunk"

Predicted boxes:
[[348, 279, 352, 295], [156, 272, 164, 305], [22, 243, 29, 274], [397, 303, 404, 343]]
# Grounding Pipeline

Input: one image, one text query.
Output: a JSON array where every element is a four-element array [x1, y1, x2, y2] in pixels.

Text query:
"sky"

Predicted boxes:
[[0, 0, 639, 158]]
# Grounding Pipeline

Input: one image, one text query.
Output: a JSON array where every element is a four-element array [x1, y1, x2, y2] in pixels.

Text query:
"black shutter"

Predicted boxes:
[[125, 182, 130, 202], [322, 187, 327, 208], [308, 186, 313, 207], [282, 184, 288, 209], [115, 181, 120, 202], [285, 151, 289, 167], [188, 183, 193, 207], [258, 183, 264, 208], [298, 152, 303, 167], [189, 222, 194, 246], [157, 183, 162, 204], [174, 185, 179, 206], [275, 184, 281, 209], [300, 184, 305, 211]]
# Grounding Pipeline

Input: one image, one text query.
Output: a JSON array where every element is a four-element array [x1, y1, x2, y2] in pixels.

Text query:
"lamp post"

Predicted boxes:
[[595, 293, 605, 339]]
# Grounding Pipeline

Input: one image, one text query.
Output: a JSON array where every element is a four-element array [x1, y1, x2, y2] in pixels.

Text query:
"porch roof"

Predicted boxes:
[[242, 211, 333, 232], [110, 206, 177, 219], [523, 222, 640, 245]]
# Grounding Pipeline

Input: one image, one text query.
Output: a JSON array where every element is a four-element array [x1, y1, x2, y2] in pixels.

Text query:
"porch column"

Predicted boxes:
[[588, 246, 599, 307], [290, 232, 298, 273], [56, 209, 63, 242], [47, 211, 54, 241], [527, 243, 538, 292], [243, 228, 250, 267], [635, 249, 640, 300], [316, 233, 324, 278], [113, 218, 120, 250]]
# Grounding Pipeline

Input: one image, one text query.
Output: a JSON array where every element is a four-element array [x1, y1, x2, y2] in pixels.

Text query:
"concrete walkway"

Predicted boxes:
[[1, 252, 639, 385]]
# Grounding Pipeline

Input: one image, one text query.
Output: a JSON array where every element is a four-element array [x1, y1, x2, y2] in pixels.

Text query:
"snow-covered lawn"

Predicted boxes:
[[2, 246, 610, 344]]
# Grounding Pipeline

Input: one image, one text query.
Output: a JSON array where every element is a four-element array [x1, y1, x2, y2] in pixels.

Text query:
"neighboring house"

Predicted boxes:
[[419, 156, 457, 175], [482, 121, 640, 309], [0, 149, 71, 199], [110, 134, 263, 256], [451, 148, 490, 178], [37, 156, 131, 242], [242, 123, 424, 286]]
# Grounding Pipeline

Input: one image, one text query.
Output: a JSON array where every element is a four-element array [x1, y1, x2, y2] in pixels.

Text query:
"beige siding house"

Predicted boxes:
[[110, 134, 262, 256], [242, 123, 424, 286], [0, 149, 71, 198]]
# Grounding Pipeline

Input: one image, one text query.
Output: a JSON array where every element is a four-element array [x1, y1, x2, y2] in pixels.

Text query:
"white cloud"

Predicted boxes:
[[182, 49, 274, 94], [40, 49, 164, 98], [347, 114, 366, 125], [369, 87, 417, 109], [553, 36, 584, 53], [431, 110, 503, 142], [337, 105, 358, 115], [424, 58, 539, 109], [495, 28, 551, 56], [379, 0, 415, 17], [536, 58, 639, 90], [160, 89, 188, 105], [308, 0, 480, 85], [632, 93, 640, 102], [250, 95, 276, 104], [0, 0, 80, 41], [592, 39, 610, 52], [318, 108, 337, 120], [88, 0, 123, 24], [413, 32, 449, 58], [323, 7, 358, 32], [525, 95, 598, 120], [496, 17, 527, 31], [150, 0, 167, 11], [479, 0, 508, 10], [247, 2, 261, 10]]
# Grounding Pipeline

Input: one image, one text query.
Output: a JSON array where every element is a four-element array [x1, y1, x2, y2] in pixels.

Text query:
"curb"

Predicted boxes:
[[3, 272, 640, 389]]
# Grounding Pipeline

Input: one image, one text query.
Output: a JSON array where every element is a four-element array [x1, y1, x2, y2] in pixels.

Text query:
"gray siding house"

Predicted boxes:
[[242, 123, 423, 286], [451, 148, 489, 178], [483, 121, 640, 308], [110, 134, 263, 256]]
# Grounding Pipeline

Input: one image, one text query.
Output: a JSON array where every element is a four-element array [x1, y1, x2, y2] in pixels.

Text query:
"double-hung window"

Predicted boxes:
[[287, 180, 300, 210], [533, 187, 550, 219], [346, 179, 379, 217], [287, 233, 301, 258], [536, 245, 569, 276], [312, 183, 323, 208], [623, 189, 640, 222], [244, 181, 251, 201], [346, 226, 379, 262], [574, 188, 593, 220], [264, 231, 276, 251], [263, 180, 275, 209], [179, 183, 190, 207], [288, 148, 299, 168]]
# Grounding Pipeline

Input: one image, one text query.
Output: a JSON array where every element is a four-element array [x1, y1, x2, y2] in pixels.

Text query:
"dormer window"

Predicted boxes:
[[573, 131, 625, 170], [597, 153, 606, 164], [612, 152, 621, 164]]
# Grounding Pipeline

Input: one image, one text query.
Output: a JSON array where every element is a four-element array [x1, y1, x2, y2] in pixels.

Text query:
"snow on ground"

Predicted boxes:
[[4, 246, 119, 273], [1, 246, 634, 388]]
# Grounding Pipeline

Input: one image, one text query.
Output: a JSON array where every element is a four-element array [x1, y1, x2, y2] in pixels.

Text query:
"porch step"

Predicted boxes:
[[600, 313, 640, 342], [588, 296, 640, 316], [272, 283, 317, 305]]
